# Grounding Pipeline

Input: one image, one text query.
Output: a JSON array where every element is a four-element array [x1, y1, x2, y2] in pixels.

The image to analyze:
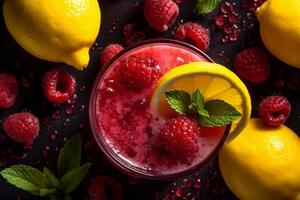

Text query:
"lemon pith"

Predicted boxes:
[[219, 118, 300, 200], [256, 0, 300, 68], [3, 0, 101, 70], [151, 62, 251, 141]]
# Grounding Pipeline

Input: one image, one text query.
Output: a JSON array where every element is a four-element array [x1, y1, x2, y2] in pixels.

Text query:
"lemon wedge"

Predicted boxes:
[[151, 62, 251, 141]]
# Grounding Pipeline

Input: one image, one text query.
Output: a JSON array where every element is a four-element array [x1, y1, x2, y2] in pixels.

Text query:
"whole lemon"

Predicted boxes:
[[3, 0, 101, 70], [219, 118, 300, 200], [256, 0, 300, 68]]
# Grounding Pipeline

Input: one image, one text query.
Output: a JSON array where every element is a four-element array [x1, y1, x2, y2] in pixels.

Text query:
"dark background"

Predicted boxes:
[[0, 0, 300, 199]]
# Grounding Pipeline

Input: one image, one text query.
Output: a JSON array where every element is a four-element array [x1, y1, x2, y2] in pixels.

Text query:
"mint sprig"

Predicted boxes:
[[165, 90, 191, 115], [0, 165, 50, 196], [0, 135, 90, 200], [57, 134, 81, 178], [165, 89, 241, 127], [194, 0, 221, 15]]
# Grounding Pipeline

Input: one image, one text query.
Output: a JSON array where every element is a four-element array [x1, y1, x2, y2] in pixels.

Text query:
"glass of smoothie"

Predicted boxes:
[[89, 39, 230, 179]]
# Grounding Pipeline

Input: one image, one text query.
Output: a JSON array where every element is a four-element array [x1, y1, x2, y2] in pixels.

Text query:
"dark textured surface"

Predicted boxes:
[[0, 0, 300, 199]]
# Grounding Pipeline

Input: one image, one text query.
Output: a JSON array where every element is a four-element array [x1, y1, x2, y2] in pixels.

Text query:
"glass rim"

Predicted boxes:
[[89, 39, 230, 180]]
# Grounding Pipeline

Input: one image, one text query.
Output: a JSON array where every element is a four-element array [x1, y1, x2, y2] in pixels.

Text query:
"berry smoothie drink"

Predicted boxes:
[[90, 40, 228, 179]]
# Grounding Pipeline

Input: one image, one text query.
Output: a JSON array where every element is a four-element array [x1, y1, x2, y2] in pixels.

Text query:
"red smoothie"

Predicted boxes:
[[91, 41, 226, 177]]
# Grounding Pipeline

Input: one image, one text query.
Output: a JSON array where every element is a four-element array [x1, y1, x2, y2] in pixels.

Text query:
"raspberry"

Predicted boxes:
[[175, 23, 210, 51], [158, 116, 200, 160], [42, 69, 76, 104], [101, 44, 124, 67], [2, 112, 40, 144], [258, 96, 291, 126], [144, 0, 179, 32], [0, 73, 18, 109], [88, 176, 123, 200], [120, 56, 161, 89], [234, 47, 270, 84]]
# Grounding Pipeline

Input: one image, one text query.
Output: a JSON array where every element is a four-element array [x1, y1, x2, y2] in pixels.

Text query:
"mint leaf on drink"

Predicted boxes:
[[165, 89, 241, 127], [0, 135, 90, 199], [43, 167, 59, 188], [59, 163, 91, 194], [190, 89, 209, 117], [200, 99, 242, 127], [0, 165, 48, 196], [165, 90, 192, 115], [194, 0, 221, 15], [57, 134, 81, 177]]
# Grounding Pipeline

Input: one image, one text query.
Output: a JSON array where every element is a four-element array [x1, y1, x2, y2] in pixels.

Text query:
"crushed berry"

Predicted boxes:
[[0, 73, 18, 109], [241, 0, 266, 13], [214, 2, 241, 43]]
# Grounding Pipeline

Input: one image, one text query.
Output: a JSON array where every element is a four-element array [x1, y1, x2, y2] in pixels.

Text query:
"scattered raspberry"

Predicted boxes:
[[258, 96, 291, 126], [89, 176, 123, 200], [144, 0, 179, 32], [3, 112, 40, 144], [0, 73, 18, 109], [42, 69, 76, 104], [120, 56, 161, 89], [158, 116, 200, 160], [234, 47, 270, 84], [101, 44, 124, 68], [175, 23, 210, 51]]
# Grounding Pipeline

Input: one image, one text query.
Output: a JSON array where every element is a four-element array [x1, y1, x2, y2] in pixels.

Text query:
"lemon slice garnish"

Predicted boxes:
[[151, 62, 252, 141]]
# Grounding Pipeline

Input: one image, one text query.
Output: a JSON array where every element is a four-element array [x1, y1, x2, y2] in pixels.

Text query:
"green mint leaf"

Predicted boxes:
[[198, 108, 210, 117], [165, 90, 191, 115], [0, 165, 48, 196], [59, 163, 91, 194], [40, 188, 57, 197], [194, 0, 221, 15], [57, 134, 82, 178], [190, 89, 209, 117], [43, 167, 59, 188], [200, 100, 241, 127]]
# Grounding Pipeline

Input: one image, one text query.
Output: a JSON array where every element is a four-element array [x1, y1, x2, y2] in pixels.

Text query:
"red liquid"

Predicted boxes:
[[94, 42, 225, 175]]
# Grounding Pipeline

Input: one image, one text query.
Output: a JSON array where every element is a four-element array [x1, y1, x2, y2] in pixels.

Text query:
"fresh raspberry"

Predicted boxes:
[[88, 176, 123, 200], [175, 23, 210, 51], [158, 116, 200, 160], [258, 96, 291, 126], [101, 44, 124, 67], [144, 0, 179, 32], [234, 47, 270, 84], [120, 56, 161, 89], [42, 69, 76, 104], [0, 73, 18, 109], [2, 112, 40, 144]]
